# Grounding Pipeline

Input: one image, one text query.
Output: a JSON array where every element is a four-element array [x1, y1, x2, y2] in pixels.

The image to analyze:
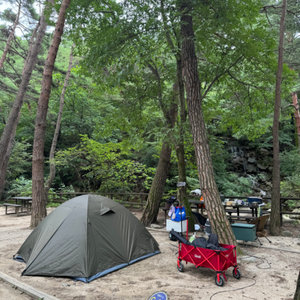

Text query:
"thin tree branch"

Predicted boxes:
[[202, 56, 243, 99]]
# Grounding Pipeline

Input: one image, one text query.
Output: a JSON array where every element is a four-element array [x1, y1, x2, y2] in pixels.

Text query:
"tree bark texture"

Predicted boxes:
[[45, 43, 75, 197], [0, 10, 47, 197], [140, 99, 177, 226], [141, 141, 173, 226], [292, 93, 300, 149], [294, 271, 300, 300], [271, 0, 287, 236], [0, 111, 21, 200], [175, 56, 195, 231], [141, 52, 178, 226], [31, 0, 71, 228], [180, 2, 237, 245], [0, 0, 21, 70], [22, 19, 40, 76]]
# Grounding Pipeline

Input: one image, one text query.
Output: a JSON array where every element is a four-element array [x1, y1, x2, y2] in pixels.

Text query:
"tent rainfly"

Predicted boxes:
[[14, 194, 160, 283]]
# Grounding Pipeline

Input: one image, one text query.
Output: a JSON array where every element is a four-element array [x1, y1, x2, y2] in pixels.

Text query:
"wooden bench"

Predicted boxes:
[[2, 203, 22, 217]]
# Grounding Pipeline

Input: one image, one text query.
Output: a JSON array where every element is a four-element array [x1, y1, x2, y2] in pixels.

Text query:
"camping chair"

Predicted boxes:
[[250, 214, 272, 245], [192, 211, 207, 232]]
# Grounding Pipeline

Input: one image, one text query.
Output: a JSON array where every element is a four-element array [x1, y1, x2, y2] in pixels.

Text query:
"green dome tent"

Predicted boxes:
[[14, 194, 160, 283]]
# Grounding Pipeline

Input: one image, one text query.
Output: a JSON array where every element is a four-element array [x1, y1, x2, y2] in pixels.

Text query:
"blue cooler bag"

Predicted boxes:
[[171, 206, 186, 221]]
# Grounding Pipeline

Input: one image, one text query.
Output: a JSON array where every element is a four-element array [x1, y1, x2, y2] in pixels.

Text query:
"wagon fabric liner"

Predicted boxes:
[[170, 230, 241, 286]]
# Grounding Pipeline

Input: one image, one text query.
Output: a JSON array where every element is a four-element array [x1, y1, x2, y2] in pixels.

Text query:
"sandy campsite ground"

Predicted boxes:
[[0, 206, 300, 300]]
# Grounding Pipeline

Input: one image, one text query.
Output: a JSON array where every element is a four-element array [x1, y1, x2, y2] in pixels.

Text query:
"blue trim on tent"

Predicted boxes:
[[74, 263, 128, 283], [13, 255, 26, 263], [129, 250, 160, 265], [74, 250, 160, 283]]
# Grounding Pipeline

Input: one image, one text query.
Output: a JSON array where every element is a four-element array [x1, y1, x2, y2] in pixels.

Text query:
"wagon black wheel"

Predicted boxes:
[[215, 274, 225, 287], [177, 262, 184, 272], [233, 268, 241, 279]]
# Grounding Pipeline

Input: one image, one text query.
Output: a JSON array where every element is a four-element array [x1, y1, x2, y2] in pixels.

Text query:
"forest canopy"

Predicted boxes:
[[0, 0, 300, 203]]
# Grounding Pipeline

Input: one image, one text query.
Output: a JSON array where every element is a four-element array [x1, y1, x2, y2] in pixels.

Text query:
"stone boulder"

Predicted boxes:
[[257, 164, 268, 170], [247, 164, 257, 173], [248, 157, 256, 163], [289, 209, 300, 219], [281, 230, 293, 237]]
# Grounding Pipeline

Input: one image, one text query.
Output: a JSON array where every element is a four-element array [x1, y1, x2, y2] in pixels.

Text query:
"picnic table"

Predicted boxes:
[[188, 199, 205, 214], [3, 196, 32, 216], [187, 199, 266, 224], [225, 205, 267, 223]]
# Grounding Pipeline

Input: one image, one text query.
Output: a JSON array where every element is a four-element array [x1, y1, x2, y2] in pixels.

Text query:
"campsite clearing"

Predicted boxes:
[[0, 206, 300, 300]]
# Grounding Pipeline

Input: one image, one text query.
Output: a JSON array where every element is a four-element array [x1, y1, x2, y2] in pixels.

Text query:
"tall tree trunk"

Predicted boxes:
[[0, 111, 21, 200], [0, 0, 21, 70], [141, 141, 172, 226], [270, 0, 287, 236], [31, 0, 71, 228], [22, 19, 41, 76], [0, 12, 47, 201], [141, 57, 177, 226], [292, 93, 300, 149], [180, 1, 237, 245], [140, 100, 177, 226], [160, 0, 194, 231], [175, 56, 195, 232], [45, 43, 75, 198]]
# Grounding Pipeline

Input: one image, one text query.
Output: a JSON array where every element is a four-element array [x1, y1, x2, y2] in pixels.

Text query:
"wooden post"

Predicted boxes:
[[280, 196, 283, 226]]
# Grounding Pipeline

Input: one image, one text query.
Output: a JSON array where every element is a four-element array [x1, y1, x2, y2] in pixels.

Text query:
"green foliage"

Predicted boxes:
[[280, 149, 300, 176], [55, 135, 156, 193], [1, 0, 300, 204], [211, 147, 253, 196], [5, 140, 32, 185], [285, 199, 300, 210], [47, 184, 75, 206], [281, 175, 300, 198], [7, 177, 32, 198], [280, 149, 300, 198]]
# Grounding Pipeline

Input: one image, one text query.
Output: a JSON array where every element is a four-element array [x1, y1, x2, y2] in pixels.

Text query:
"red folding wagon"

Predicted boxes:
[[170, 227, 241, 286]]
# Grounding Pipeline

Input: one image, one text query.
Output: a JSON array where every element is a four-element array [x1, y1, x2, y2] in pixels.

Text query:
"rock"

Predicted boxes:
[[248, 157, 256, 163], [240, 256, 259, 263], [289, 209, 300, 219], [257, 164, 268, 170], [150, 224, 163, 229], [233, 157, 245, 165], [260, 148, 270, 155], [260, 190, 267, 196], [281, 230, 293, 237], [282, 215, 295, 223], [276, 242, 286, 247], [247, 164, 257, 173]]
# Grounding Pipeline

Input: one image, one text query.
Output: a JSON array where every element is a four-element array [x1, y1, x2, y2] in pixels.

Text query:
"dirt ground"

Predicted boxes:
[[0, 206, 300, 300]]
